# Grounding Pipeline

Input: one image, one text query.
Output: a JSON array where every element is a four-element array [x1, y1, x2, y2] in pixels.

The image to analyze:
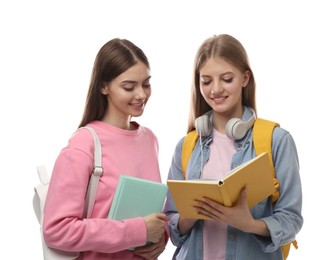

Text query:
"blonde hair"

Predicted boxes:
[[187, 34, 256, 133]]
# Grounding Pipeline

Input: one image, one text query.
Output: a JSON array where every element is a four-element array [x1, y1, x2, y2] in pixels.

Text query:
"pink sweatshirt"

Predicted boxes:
[[43, 120, 164, 259]]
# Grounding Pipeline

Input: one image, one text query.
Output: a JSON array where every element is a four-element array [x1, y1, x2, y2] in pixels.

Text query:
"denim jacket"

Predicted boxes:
[[163, 107, 303, 260]]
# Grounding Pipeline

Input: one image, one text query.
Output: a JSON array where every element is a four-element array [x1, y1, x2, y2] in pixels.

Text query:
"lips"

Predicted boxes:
[[212, 97, 226, 101], [130, 102, 145, 109], [211, 95, 228, 103]]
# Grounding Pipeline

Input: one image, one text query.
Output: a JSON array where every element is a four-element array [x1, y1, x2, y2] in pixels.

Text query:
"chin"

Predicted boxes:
[[130, 111, 144, 117]]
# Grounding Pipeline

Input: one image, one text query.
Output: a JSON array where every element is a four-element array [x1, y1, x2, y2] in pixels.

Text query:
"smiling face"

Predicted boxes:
[[101, 61, 151, 128], [199, 57, 250, 119]]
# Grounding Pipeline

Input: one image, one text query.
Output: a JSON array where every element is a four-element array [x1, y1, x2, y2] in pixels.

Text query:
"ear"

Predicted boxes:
[[101, 85, 110, 95], [242, 70, 250, 87]]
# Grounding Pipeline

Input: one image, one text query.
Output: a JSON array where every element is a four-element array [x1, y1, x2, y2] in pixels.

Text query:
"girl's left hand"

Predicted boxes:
[[133, 232, 166, 260], [193, 188, 254, 233]]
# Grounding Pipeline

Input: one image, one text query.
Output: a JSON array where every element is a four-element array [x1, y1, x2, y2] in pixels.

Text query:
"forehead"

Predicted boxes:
[[116, 61, 150, 82], [200, 57, 239, 75]]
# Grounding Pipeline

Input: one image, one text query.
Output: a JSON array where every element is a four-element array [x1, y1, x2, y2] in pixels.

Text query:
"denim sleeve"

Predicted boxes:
[[163, 137, 192, 247], [254, 127, 303, 252]]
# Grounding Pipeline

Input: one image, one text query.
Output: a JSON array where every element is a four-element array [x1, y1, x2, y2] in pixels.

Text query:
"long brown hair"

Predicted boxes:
[[78, 38, 150, 128], [187, 34, 256, 133]]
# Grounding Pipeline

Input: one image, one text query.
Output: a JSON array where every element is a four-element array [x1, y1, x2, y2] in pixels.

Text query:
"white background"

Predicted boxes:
[[0, 0, 329, 259]]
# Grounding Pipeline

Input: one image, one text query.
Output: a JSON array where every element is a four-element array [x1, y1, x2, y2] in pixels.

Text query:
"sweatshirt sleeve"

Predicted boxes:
[[42, 136, 147, 253]]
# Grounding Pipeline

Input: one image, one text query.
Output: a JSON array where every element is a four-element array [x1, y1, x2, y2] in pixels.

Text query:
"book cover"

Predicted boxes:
[[108, 175, 168, 220], [167, 152, 274, 220]]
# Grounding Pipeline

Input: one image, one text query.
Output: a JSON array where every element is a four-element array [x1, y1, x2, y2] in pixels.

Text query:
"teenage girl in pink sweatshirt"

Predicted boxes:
[[42, 38, 169, 260]]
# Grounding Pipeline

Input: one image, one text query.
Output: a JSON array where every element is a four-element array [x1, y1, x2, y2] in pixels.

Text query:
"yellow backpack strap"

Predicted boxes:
[[253, 118, 280, 204], [181, 130, 199, 179], [282, 240, 299, 259]]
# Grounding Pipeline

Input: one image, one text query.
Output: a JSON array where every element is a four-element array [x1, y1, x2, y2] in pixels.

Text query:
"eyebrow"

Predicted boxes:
[[121, 80, 136, 84], [121, 76, 152, 84], [200, 72, 233, 78]]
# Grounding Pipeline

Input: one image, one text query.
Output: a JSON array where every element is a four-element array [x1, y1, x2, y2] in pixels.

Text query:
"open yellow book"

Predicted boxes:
[[167, 152, 274, 220]]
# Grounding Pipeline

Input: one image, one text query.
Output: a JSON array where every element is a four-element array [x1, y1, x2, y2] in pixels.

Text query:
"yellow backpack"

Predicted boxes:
[[181, 118, 298, 260]]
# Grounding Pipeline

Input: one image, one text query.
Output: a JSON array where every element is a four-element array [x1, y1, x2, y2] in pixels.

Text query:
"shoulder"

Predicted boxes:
[[272, 125, 294, 143], [272, 125, 298, 156], [140, 125, 158, 141], [273, 125, 289, 139], [254, 118, 297, 152], [175, 132, 196, 154], [140, 125, 156, 136], [255, 118, 293, 144], [66, 127, 95, 157]]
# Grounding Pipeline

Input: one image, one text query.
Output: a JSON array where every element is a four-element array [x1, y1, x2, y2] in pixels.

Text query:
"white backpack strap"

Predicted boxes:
[[33, 165, 50, 224], [81, 126, 103, 219]]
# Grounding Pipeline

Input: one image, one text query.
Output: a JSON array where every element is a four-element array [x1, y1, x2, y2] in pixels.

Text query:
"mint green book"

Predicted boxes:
[[108, 175, 168, 220]]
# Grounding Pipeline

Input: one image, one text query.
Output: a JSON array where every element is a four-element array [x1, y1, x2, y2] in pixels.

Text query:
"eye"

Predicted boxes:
[[123, 87, 134, 92], [122, 83, 135, 91], [200, 77, 211, 85], [142, 81, 151, 88], [223, 78, 233, 83], [142, 77, 151, 88], [201, 81, 211, 86]]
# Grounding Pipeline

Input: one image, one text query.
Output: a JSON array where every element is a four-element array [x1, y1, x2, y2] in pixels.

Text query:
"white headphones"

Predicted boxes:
[[195, 107, 256, 140]]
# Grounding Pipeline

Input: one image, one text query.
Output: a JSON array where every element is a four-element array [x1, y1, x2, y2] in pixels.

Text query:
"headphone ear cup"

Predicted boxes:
[[195, 115, 212, 137], [226, 110, 256, 140], [225, 118, 246, 140]]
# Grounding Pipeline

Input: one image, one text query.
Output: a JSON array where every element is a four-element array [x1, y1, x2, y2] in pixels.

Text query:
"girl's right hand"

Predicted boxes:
[[144, 213, 169, 243]]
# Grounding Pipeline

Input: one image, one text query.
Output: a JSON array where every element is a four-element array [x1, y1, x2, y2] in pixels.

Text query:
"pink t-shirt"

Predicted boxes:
[[43, 120, 163, 259], [202, 129, 235, 260]]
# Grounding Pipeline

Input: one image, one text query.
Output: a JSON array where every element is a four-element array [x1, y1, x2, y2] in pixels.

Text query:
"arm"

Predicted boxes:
[[193, 188, 270, 236], [258, 128, 303, 251], [43, 126, 170, 254], [192, 128, 303, 252], [43, 147, 149, 253], [178, 218, 199, 235], [163, 137, 199, 246]]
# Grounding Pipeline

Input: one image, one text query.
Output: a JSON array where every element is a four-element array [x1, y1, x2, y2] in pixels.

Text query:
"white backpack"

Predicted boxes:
[[33, 127, 103, 259]]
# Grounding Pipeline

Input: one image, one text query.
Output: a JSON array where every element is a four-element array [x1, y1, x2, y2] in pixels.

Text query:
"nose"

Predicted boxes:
[[211, 81, 223, 94], [135, 86, 147, 99]]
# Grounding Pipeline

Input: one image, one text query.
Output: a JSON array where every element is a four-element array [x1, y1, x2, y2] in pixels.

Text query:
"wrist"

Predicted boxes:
[[247, 219, 270, 237]]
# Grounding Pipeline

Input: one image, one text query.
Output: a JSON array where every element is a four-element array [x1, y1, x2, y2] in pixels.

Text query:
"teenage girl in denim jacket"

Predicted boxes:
[[164, 34, 303, 260]]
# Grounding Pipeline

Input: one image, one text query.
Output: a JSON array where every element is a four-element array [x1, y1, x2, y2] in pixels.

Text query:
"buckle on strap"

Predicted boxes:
[[93, 166, 103, 176]]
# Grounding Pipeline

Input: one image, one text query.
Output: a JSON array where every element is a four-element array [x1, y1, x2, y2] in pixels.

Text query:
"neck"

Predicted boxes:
[[101, 114, 133, 130], [212, 106, 244, 133]]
